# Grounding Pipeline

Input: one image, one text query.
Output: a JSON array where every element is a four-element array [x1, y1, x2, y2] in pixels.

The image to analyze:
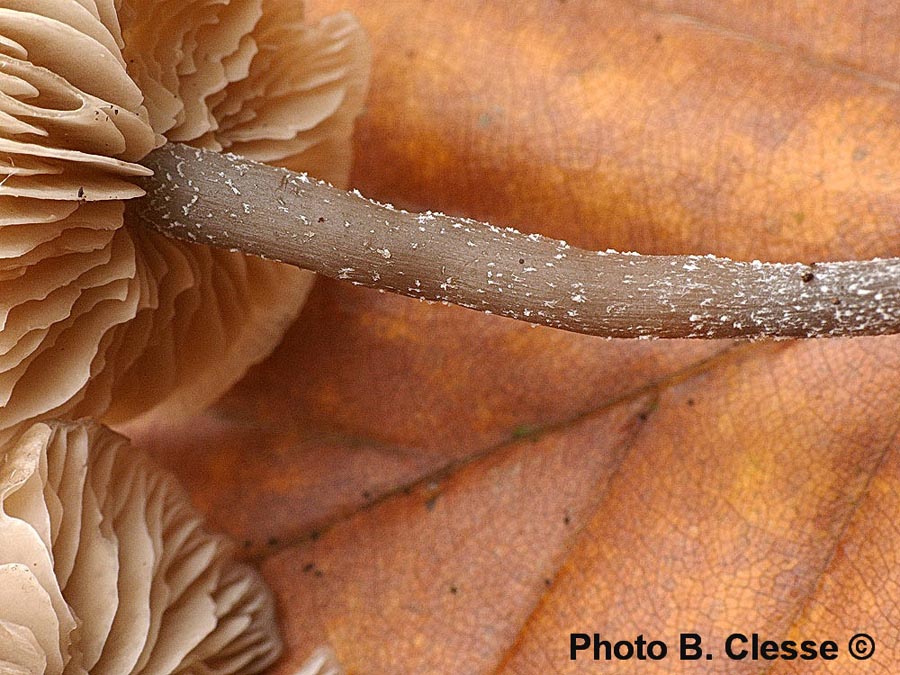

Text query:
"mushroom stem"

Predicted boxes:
[[128, 143, 900, 340]]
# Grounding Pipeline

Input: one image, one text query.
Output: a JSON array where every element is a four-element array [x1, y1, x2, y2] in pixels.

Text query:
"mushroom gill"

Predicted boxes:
[[0, 0, 369, 438], [0, 419, 281, 674]]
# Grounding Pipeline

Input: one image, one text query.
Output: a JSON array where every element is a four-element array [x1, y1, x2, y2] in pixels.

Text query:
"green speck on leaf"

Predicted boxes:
[[512, 424, 539, 440]]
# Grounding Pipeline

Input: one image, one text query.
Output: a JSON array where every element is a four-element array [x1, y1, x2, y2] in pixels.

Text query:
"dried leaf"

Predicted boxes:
[[136, 0, 900, 672]]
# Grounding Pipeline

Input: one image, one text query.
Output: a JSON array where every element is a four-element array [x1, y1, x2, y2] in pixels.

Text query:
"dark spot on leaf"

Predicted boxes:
[[309, 530, 321, 542], [654, 33, 663, 42], [77, 187, 85, 200], [519, 258, 525, 265], [314, 569, 324, 578], [687, 398, 695, 407], [852, 146, 869, 162], [362, 490, 372, 501], [302, 563, 315, 574], [544, 578, 552, 587], [449, 585, 458, 595], [318, 216, 326, 223], [563, 512, 571, 526], [801, 271, 815, 283], [267, 537, 279, 547], [424, 481, 441, 511]]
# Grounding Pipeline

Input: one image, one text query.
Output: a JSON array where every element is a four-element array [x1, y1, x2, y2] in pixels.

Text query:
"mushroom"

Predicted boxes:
[[0, 418, 281, 673], [0, 0, 369, 440], [294, 647, 345, 675], [132, 143, 900, 340]]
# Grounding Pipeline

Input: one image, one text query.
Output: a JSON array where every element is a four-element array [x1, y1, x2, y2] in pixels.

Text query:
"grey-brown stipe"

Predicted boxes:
[[126, 142, 900, 340]]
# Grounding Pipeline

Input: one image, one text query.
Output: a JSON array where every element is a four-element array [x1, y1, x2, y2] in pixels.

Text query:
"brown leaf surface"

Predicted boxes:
[[132, 0, 900, 672]]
